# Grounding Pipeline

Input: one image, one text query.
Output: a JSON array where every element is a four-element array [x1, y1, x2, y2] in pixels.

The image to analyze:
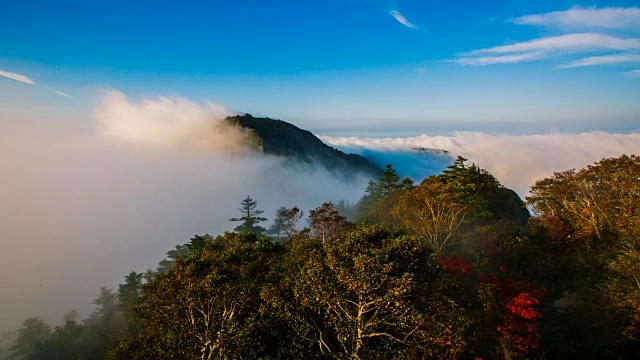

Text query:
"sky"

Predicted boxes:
[[1, 0, 640, 338], [1, 0, 639, 134]]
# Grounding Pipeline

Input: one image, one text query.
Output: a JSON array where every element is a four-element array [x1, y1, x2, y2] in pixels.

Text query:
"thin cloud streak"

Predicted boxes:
[[623, 69, 640, 76], [453, 52, 545, 66], [467, 33, 640, 55], [46, 88, 75, 99], [513, 6, 640, 30], [0, 68, 73, 98], [53, 90, 74, 98], [0, 69, 36, 85], [562, 54, 640, 68], [456, 33, 640, 66], [389, 10, 417, 29], [455, 6, 640, 69]]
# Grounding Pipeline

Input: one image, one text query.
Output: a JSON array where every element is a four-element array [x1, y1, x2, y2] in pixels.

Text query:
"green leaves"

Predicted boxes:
[[287, 225, 468, 358], [230, 196, 268, 236], [112, 232, 285, 359]]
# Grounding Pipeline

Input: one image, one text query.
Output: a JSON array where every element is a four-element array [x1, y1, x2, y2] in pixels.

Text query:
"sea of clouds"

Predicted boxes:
[[319, 131, 640, 197]]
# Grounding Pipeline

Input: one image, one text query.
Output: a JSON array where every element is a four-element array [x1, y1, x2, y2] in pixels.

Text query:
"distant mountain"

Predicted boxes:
[[225, 114, 381, 178]]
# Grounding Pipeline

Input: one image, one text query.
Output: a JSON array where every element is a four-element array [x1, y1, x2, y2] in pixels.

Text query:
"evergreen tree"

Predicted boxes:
[[378, 163, 401, 197], [8, 317, 51, 360], [117, 272, 143, 311], [156, 244, 191, 273], [186, 234, 213, 253], [230, 196, 268, 236], [354, 164, 404, 218]]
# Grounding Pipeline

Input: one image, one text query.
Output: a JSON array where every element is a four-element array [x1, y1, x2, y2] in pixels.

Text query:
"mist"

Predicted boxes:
[[319, 131, 640, 197], [0, 91, 369, 335]]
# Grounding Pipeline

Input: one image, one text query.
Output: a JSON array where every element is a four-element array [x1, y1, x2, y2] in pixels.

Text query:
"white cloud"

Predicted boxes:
[[0, 68, 74, 98], [513, 6, 640, 30], [389, 10, 417, 29], [456, 33, 640, 66], [53, 90, 74, 98], [562, 54, 640, 68], [0, 69, 36, 85], [455, 7, 640, 69], [623, 69, 640, 76], [94, 90, 248, 152], [468, 33, 640, 55], [453, 52, 545, 66], [1, 91, 371, 335], [320, 131, 640, 197]]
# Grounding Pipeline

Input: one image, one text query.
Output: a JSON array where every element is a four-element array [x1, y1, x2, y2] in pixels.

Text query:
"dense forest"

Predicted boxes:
[[3, 154, 639, 359]]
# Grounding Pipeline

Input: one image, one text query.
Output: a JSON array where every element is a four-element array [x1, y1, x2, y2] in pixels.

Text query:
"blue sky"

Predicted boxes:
[[1, 0, 639, 135]]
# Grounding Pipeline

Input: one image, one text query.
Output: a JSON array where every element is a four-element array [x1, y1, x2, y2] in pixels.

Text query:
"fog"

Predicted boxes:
[[320, 131, 640, 197], [0, 91, 369, 335], [3, 90, 639, 337]]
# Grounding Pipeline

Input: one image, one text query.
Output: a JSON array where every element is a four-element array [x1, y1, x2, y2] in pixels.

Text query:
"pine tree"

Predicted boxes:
[[118, 272, 143, 311], [378, 164, 401, 197], [230, 196, 268, 236]]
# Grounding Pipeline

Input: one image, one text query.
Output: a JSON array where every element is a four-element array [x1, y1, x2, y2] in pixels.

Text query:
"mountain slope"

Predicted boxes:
[[226, 114, 381, 178]]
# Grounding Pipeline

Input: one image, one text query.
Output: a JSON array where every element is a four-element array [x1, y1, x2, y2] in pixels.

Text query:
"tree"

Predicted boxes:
[[110, 232, 286, 359], [156, 244, 192, 273], [118, 272, 143, 311], [187, 234, 213, 253], [354, 164, 405, 219], [8, 317, 51, 360], [84, 287, 123, 357], [272, 206, 305, 240], [378, 164, 401, 197], [525, 155, 640, 358], [388, 176, 469, 254], [308, 202, 351, 241], [288, 225, 470, 358], [62, 309, 79, 323], [528, 155, 640, 247], [442, 156, 529, 225], [230, 196, 268, 236], [30, 319, 87, 360]]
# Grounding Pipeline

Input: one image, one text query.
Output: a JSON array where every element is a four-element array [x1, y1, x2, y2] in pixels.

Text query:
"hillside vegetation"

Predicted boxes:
[[226, 114, 381, 178], [4, 155, 640, 359]]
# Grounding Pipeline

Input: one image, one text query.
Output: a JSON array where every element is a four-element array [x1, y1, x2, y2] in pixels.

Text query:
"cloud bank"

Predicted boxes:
[[320, 131, 640, 197], [94, 90, 248, 152], [0, 91, 369, 336]]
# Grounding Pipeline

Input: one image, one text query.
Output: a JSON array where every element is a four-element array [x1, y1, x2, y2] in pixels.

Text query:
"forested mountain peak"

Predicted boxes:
[[225, 114, 380, 178]]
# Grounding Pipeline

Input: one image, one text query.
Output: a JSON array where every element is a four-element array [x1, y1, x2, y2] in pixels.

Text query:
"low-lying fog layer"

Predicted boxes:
[[320, 132, 640, 197], [2, 89, 639, 337], [0, 91, 369, 335]]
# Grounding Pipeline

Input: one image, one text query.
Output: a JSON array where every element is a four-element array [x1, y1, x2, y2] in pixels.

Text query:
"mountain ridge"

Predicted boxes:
[[225, 114, 381, 179]]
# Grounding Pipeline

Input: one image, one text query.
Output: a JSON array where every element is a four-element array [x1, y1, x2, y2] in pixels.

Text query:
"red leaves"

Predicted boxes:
[[438, 255, 475, 276], [497, 292, 543, 357], [438, 255, 546, 358]]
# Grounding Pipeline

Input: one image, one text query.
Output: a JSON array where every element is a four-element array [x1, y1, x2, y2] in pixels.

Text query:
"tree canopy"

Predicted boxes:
[[229, 195, 268, 236], [8, 154, 640, 360]]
